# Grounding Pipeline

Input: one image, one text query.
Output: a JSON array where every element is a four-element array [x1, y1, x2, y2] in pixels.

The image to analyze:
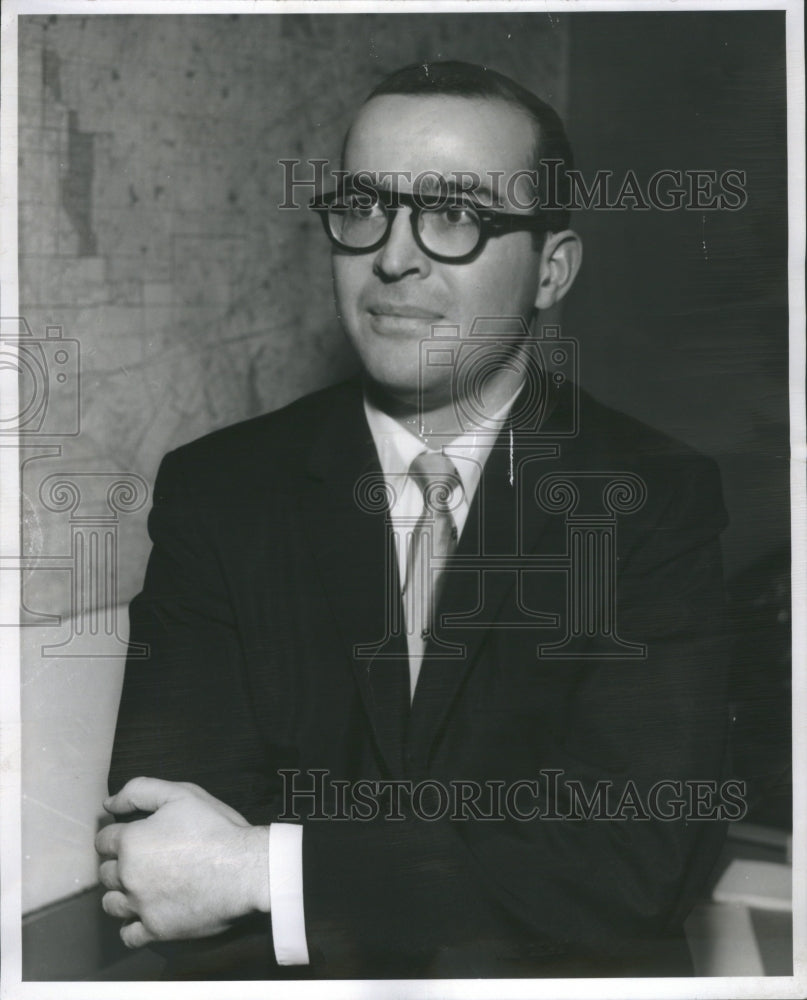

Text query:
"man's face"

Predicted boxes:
[[334, 94, 545, 410]]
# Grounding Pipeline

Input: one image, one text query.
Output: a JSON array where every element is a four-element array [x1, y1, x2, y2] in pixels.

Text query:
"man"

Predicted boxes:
[[97, 61, 731, 979]]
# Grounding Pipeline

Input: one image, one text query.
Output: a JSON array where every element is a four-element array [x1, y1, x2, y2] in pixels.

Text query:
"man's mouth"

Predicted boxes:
[[367, 303, 444, 320]]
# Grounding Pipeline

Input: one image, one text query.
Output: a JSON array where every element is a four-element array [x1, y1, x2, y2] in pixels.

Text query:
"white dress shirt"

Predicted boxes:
[[268, 385, 521, 965]]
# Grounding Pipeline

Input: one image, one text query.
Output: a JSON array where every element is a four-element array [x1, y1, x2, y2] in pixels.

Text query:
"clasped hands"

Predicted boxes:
[[95, 777, 271, 948]]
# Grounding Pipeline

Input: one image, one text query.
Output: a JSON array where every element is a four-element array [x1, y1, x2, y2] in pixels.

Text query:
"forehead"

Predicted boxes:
[[343, 94, 536, 184]]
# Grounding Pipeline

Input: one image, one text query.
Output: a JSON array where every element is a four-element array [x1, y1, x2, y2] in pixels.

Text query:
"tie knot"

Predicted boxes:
[[408, 451, 462, 514]]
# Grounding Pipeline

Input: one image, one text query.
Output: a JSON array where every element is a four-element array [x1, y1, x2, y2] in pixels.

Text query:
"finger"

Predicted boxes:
[[99, 859, 124, 890], [95, 823, 124, 859], [102, 890, 137, 921], [104, 776, 184, 817], [120, 919, 154, 949]]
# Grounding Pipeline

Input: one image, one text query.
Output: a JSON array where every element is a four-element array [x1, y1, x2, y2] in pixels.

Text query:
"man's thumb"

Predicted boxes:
[[104, 775, 179, 815]]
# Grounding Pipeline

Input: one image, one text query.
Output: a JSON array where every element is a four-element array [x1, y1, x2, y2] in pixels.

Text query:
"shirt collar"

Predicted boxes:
[[363, 385, 522, 504]]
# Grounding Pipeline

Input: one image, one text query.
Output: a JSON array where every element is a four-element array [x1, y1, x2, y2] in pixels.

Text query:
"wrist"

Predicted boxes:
[[241, 824, 272, 915]]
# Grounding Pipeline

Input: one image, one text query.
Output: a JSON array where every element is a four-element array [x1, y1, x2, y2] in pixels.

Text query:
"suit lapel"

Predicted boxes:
[[297, 378, 581, 774], [407, 388, 574, 762], [301, 382, 409, 775]]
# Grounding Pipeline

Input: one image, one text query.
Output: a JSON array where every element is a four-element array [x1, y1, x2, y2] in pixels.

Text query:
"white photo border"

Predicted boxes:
[[1, 1, 804, 997]]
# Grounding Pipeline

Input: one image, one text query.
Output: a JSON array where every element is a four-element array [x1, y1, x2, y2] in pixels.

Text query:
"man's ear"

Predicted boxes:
[[533, 230, 583, 311]]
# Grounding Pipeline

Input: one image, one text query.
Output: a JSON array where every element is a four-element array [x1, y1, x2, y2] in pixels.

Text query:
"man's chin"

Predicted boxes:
[[362, 373, 422, 416], [364, 368, 459, 412]]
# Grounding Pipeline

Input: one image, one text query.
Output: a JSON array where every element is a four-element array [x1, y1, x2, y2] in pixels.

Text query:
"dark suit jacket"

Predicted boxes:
[[109, 375, 731, 980]]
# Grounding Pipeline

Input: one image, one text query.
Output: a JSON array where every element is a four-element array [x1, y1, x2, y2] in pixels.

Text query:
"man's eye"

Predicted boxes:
[[347, 196, 384, 221], [440, 206, 476, 226]]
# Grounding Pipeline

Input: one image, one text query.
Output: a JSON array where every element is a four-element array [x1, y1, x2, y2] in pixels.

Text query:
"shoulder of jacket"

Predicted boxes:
[[159, 376, 361, 477]]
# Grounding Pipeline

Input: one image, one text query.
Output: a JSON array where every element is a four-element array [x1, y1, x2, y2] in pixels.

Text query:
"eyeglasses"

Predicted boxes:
[[310, 188, 550, 264]]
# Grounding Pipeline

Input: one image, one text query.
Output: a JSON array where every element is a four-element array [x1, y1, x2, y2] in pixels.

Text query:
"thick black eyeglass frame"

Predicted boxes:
[[309, 188, 551, 264]]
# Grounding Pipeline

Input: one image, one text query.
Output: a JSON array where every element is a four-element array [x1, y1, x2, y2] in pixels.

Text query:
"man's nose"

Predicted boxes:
[[373, 208, 431, 280]]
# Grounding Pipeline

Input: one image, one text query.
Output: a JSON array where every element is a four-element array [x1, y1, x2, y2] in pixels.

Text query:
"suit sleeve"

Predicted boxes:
[[298, 455, 732, 977], [110, 449, 271, 812], [110, 448, 304, 976]]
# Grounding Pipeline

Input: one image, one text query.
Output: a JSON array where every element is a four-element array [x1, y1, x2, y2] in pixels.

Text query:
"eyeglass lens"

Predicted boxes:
[[328, 197, 482, 258]]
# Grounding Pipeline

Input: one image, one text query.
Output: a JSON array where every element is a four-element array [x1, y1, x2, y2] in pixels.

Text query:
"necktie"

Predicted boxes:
[[403, 451, 461, 699]]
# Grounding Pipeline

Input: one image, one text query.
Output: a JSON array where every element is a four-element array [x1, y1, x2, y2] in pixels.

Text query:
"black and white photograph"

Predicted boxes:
[[0, 1, 804, 996]]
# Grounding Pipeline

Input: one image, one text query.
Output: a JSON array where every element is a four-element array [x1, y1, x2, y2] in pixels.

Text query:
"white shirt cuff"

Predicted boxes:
[[269, 823, 310, 965]]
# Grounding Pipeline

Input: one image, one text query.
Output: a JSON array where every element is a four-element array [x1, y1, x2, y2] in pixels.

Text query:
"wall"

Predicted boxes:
[[563, 11, 791, 832], [17, 12, 568, 914], [563, 11, 789, 582]]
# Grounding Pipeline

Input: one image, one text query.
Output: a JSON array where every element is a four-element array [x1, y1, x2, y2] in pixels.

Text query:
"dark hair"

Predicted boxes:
[[364, 60, 572, 232]]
